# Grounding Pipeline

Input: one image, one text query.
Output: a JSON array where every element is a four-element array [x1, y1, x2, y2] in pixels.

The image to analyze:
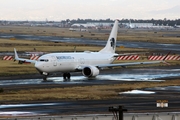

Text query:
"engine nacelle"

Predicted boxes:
[[82, 66, 100, 77]]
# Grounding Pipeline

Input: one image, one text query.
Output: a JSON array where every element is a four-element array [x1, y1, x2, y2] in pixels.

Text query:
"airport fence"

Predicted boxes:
[[1, 112, 180, 120]]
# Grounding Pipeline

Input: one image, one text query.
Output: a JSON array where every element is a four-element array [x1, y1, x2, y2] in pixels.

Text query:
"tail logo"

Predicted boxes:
[[110, 38, 115, 49]]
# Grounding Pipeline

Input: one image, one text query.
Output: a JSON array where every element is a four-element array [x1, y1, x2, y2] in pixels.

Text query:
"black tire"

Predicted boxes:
[[43, 76, 47, 81], [63, 73, 71, 80], [67, 73, 71, 79]]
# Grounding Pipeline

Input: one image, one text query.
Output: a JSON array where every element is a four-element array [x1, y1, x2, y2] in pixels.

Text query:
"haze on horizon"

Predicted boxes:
[[0, 0, 179, 21]]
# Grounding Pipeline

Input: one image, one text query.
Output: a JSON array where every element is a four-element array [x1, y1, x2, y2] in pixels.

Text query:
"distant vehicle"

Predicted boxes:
[[14, 20, 166, 81]]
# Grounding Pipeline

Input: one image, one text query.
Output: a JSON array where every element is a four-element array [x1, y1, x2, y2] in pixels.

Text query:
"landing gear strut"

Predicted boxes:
[[41, 72, 49, 82], [63, 73, 71, 80]]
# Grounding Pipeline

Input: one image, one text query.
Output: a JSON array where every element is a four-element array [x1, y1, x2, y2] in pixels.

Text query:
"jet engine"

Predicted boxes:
[[82, 66, 100, 77]]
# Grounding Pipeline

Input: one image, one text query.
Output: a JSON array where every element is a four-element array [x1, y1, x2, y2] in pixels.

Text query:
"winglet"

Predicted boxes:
[[162, 51, 171, 61], [13, 48, 37, 64], [14, 48, 19, 60], [162, 51, 171, 65]]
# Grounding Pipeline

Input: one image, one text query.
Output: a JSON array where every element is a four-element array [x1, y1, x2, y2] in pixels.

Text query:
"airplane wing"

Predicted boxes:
[[76, 51, 170, 70], [97, 61, 166, 69], [99, 51, 170, 68], [14, 48, 37, 64], [75, 61, 167, 72], [114, 52, 148, 57]]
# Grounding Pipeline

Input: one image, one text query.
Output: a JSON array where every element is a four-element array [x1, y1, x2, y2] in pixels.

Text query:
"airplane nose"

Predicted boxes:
[[35, 63, 43, 72]]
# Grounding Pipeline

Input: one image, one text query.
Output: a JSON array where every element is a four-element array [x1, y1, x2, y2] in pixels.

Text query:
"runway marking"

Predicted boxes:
[[119, 90, 155, 94], [0, 103, 62, 109], [0, 111, 46, 116]]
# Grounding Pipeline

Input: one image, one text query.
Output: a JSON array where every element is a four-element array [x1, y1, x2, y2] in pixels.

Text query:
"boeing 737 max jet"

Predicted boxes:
[[14, 20, 166, 81]]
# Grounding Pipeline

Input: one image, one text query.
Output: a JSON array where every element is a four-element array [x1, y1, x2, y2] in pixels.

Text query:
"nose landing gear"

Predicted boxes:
[[43, 75, 47, 81], [41, 72, 49, 82]]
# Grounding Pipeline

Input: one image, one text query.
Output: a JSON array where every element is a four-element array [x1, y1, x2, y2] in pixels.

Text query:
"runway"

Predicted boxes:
[[1, 66, 180, 86], [1, 66, 180, 116]]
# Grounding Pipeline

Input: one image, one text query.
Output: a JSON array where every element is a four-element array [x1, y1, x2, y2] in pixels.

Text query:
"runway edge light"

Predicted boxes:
[[156, 100, 168, 108]]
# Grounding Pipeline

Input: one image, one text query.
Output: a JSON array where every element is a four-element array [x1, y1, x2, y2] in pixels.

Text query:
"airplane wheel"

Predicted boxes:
[[63, 73, 71, 80], [43, 76, 47, 81], [67, 73, 71, 79], [63, 73, 66, 80]]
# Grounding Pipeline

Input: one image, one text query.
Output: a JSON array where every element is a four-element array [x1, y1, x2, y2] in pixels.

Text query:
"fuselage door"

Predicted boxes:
[[52, 56, 57, 66]]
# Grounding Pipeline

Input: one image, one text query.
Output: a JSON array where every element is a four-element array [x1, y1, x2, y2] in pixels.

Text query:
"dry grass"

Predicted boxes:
[[0, 38, 102, 52], [118, 29, 180, 44], [0, 38, 147, 53], [0, 60, 36, 76], [0, 26, 180, 43], [1, 80, 180, 101]]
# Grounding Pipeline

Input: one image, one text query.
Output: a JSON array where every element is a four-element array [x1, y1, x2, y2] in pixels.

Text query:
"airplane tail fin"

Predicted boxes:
[[99, 20, 119, 53]]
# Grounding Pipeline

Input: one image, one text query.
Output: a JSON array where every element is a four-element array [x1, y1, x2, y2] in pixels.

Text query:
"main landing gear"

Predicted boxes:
[[41, 72, 71, 82], [63, 73, 71, 80]]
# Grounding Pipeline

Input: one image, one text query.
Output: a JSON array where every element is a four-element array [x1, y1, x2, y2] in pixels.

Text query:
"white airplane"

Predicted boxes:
[[174, 24, 180, 28], [127, 20, 135, 29], [14, 20, 166, 81]]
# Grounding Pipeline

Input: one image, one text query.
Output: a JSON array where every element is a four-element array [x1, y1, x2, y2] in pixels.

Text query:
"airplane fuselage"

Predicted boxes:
[[35, 51, 117, 73]]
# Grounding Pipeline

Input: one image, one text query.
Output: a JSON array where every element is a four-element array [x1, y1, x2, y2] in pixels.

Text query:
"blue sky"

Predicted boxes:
[[0, 0, 179, 20]]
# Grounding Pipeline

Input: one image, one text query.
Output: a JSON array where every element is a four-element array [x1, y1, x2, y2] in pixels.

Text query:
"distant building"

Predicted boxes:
[[122, 22, 153, 28]]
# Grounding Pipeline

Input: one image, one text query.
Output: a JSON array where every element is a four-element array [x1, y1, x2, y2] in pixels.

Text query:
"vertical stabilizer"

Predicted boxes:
[[14, 48, 19, 60], [99, 20, 119, 53]]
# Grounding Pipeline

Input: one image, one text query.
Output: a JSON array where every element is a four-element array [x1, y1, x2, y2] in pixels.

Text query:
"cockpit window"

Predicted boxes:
[[39, 59, 49, 62]]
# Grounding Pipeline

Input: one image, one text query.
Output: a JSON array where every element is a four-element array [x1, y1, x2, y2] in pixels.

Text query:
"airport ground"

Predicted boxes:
[[1, 66, 180, 118], [0, 26, 180, 118]]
